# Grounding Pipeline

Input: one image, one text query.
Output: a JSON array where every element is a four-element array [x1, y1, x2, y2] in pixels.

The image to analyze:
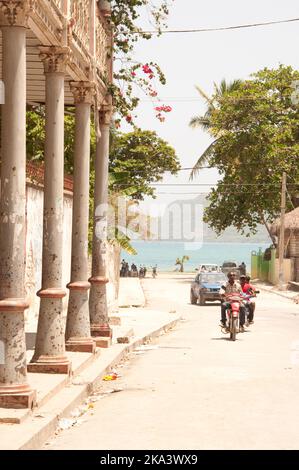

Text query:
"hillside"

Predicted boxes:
[[153, 194, 270, 244]]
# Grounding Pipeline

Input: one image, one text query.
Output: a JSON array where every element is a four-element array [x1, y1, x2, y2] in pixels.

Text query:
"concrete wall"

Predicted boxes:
[[251, 248, 294, 285], [270, 258, 294, 285], [25, 185, 73, 324], [106, 242, 121, 312], [24, 183, 121, 325]]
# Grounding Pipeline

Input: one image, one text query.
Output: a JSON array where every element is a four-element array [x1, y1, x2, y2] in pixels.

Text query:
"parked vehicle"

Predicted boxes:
[[221, 260, 241, 278], [190, 272, 227, 306], [196, 263, 221, 273]]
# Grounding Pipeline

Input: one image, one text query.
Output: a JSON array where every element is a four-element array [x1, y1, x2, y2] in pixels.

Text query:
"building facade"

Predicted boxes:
[[0, 0, 113, 408]]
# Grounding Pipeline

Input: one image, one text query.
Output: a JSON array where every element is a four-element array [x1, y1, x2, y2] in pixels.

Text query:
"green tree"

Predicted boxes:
[[109, 129, 180, 200], [175, 256, 190, 273], [189, 65, 299, 240], [26, 111, 178, 252], [189, 80, 243, 179]]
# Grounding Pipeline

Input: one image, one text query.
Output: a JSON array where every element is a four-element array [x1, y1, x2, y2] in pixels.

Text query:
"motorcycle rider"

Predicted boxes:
[[220, 272, 246, 332], [244, 275, 256, 324]]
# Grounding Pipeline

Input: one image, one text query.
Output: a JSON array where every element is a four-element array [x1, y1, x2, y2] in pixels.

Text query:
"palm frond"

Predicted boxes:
[[215, 79, 243, 97], [109, 227, 137, 255], [189, 116, 212, 130], [190, 139, 218, 181], [195, 85, 214, 106]]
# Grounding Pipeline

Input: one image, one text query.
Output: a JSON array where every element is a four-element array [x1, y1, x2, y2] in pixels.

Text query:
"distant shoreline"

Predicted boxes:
[[130, 240, 270, 245]]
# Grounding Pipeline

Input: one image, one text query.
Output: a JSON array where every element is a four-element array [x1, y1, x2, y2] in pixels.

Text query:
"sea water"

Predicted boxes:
[[121, 241, 269, 272]]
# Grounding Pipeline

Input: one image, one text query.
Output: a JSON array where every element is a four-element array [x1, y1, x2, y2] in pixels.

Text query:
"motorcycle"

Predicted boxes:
[[221, 293, 243, 341]]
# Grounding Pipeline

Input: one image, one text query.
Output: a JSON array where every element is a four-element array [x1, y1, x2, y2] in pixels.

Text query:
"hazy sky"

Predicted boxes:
[[122, 0, 299, 214]]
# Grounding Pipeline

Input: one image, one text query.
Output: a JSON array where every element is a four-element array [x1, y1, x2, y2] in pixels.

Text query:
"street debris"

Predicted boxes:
[[58, 417, 77, 430], [117, 336, 130, 343], [102, 372, 119, 381], [102, 388, 123, 395]]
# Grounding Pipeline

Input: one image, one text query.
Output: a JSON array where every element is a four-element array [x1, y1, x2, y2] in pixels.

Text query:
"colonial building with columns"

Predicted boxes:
[[0, 0, 113, 408]]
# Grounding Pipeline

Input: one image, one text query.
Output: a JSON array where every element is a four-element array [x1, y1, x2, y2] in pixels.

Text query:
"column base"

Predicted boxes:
[[93, 336, 112, 348], [28, 355, 72, 375], [0, 384, 36, 409], [65, 338, 96, 353], [91, 324, 112, 338], [0, 390, 36, 410]]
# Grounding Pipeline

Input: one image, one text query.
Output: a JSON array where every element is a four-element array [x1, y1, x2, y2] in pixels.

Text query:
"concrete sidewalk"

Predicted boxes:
[[0, 279, 181, 450], [255, 281, 299, 302], [118, 277, 146, 307]]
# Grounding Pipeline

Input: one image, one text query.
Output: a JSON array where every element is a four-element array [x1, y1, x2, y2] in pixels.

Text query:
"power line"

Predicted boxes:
[[154, 192, 281, 195], [111, 160, 299, 175], [129, 17, 299, 35], [111, 182, 299, 187]]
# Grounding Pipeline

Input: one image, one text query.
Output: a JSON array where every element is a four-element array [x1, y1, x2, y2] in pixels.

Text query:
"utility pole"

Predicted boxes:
[[278, 172, 287, 290]]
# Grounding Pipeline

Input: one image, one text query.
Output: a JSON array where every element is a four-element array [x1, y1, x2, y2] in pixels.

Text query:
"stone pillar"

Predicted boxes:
[[0, 3, 36, 408], [65, 82, 96, 353], [28, 47, 71, 374], [89, 110, 112, 341]]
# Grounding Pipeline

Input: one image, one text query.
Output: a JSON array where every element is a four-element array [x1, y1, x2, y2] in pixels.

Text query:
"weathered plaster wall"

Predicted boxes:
[[25, 185, 73, 324], [25, 184, 120, 325], [106, 242, 121, 312]]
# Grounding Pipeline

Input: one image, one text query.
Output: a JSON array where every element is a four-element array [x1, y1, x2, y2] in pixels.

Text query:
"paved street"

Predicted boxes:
[[44, 273, 299, 450]]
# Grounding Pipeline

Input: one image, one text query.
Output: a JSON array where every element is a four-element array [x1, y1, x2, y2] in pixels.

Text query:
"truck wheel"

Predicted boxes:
[[199, 294, 205, 306]]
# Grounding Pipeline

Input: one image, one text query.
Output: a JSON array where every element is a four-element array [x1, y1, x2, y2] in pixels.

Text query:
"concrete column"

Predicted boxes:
[[28, 47, 71, 374], [89, 110, 112, 340], [0, 12, 36, 408], [65, 82, 96, 353]]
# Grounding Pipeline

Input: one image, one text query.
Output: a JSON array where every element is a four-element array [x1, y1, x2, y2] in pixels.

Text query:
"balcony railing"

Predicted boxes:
[[70, 0, 91, 59], [96, 16, 109, 76], [51, 0, 63, 11]]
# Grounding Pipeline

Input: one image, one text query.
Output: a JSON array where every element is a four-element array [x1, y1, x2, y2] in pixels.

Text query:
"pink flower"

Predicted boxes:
[[142, 64, 154, 75], [131, 71, 136, 77]]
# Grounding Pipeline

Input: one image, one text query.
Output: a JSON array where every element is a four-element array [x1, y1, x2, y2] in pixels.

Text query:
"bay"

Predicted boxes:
[[121, 241, 269, 272]]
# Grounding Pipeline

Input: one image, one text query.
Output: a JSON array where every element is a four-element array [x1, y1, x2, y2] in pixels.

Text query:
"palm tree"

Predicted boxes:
[[189, 79, 242, 180], [175, 256, 190, 273]]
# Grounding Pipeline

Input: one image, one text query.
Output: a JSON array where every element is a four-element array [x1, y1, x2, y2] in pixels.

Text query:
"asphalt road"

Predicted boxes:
[[44, 273, 299, 450]]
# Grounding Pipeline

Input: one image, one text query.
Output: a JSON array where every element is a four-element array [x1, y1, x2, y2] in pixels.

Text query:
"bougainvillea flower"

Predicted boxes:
[[142, 64, 154, 75], [154, 105, 172, 113]]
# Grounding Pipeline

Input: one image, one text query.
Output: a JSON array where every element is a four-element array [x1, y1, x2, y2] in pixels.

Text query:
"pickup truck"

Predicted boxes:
[[221, 261, 241, 278]]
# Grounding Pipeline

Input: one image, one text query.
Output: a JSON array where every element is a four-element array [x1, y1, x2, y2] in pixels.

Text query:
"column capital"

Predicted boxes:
[[70, 81, 96, 105], [99, 108, 112, 126], [0, 0, 32, 27], [39, 46, 70, 74]]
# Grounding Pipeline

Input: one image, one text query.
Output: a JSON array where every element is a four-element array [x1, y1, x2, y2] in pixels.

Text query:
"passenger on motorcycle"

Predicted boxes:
[[220, 272, 246, 332], [242, 275, 256, 324]]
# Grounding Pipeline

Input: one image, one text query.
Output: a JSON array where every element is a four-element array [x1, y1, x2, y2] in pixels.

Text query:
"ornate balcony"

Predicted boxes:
[[0, 0, 111, 105]]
